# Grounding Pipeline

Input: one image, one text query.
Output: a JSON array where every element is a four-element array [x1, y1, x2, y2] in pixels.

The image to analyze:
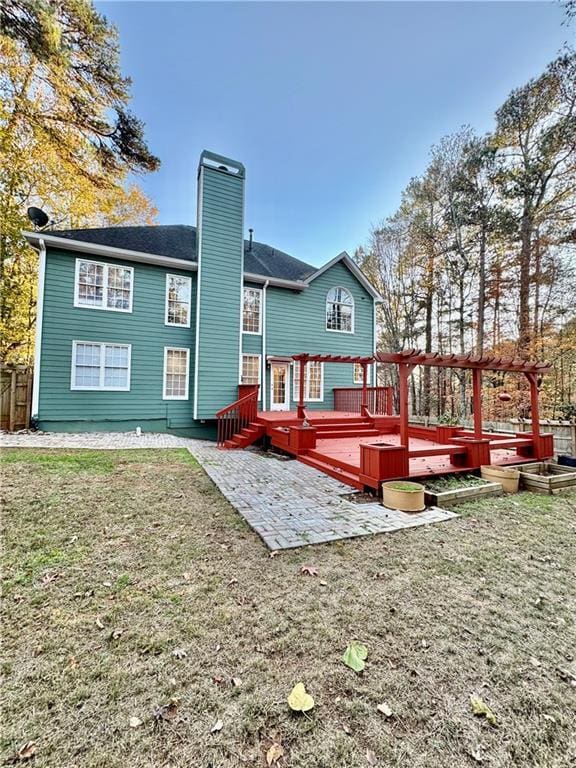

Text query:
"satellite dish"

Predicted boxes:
[[27, 207, 49, 228]]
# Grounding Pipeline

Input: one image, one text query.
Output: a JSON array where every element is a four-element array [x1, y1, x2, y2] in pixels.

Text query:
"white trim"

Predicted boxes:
[[270, 361, 291, 411], [70, 340, 132, 391], [193, 167, 204, 420], [32, 238, 46, 417], [73, 258, 134, 313], [243, 271, 307, 291], [163, 346, 190, 400], [24, 231, 198, 272], [239, 353, 262, 397], [306, 251, 384, 302], [292, 360, 324, 403], [241, 285, 263, 335], [325, 285, 355, 334], [165, 273, 192, 328]]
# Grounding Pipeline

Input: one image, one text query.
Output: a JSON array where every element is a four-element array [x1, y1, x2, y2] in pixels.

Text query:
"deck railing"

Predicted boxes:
[[333, 386, 394, 415], [215, 388, 259, 448]]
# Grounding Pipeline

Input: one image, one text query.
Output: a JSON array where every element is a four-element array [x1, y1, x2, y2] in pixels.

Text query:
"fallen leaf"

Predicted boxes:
[[287, 682, 315, 712], [470, 696, 497, 726], [95, 617, 105, 630], [182, 572, 191, 581], [210, 718, 223, 733], [172, 648, 187, 659], [154, 699, 179, 722], [102, 580, 112, 587], [41, 572, 60, 585], [67, 655, 78, 669], [470, 745, 484, 763], [269, 551, 279, 558], [266, 742, 284, 765], [6, 741, 37, 764], [343, 641, 368, 673], [319, 580, 328, 587], [366, 748, 378, 765], [529, 656, 541, 667], [109, 628, 124, 641], [342, 724, 352, 735], [543, 713, 556, 723], [129, 716, 143, 728], [300, 565, 318, 576], [373, 571, 386, 580], [376, 702, 393, 717], [212, 675, 226, 686], [231, 677, 242, 687]]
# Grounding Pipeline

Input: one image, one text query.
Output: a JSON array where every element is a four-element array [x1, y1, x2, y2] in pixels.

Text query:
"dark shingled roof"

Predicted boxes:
[[48, 225, 316, 282]]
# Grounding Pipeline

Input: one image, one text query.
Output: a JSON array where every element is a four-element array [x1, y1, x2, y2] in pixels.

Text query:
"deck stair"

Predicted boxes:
[[223, 423, 265, 449], [298, 452, 364, 490], [313, 418, 380, 440]]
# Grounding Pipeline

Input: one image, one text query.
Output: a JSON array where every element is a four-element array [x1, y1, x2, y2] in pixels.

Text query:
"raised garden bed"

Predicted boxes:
[[424, 474, 503, 507], [516, 462, 576, 495]]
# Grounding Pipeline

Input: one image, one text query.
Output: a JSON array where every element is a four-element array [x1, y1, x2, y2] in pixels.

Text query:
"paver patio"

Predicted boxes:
[[0, 431, 457, 549]]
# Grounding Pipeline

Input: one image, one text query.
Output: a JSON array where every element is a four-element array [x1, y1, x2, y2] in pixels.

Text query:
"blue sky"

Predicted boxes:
[[98, 1, 570, 266]]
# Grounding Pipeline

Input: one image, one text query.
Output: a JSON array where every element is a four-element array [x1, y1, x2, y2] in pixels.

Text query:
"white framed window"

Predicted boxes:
[[74, 259, 133, 312], [353, 363, 370, 385], [163, 347, 190, 400], [326, 286, 354, 333], [242, 287, 262, 334], [240, 354, 261, 386], [165, 274, 192, 327], [71, 341, 131, 391], [293, 361, 324, 403]]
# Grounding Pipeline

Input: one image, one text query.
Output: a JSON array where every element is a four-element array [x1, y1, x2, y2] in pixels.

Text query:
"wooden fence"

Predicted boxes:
[[411, 415, 576, 457], [1, 366, 33, 432]]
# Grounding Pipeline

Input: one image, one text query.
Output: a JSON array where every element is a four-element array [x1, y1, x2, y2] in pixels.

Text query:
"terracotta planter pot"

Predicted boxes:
[[480, 465, 520, 493], [382, 481, 425, 512]]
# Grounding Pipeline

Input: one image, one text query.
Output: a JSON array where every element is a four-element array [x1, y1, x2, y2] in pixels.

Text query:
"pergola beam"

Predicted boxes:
[[375, 350, 551, 374]]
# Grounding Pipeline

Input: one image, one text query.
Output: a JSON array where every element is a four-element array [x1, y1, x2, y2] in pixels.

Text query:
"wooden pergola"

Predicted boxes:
[[292, 353, 373, 419], [375, 350, 552, 449]]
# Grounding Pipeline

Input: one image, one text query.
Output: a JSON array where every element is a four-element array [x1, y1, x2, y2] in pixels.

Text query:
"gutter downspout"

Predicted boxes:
[[261, 280, 269, 411], [32, 238, 46, 419]]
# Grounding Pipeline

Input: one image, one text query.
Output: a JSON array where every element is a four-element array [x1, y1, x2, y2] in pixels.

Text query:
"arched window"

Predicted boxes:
[[326, 287, 354, 333]]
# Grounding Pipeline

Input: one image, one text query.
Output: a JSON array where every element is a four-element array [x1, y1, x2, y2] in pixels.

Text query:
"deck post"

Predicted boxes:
[[297, 357, 306, 420], [472, 368, 483, 438], [525, 372, 541, 442], [398, 363, 415, 447]]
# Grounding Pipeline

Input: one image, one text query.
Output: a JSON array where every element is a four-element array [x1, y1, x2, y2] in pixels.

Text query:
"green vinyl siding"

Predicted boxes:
[[37, 248, 196, 432], [266, 260, 375, 410], [195, 163, 244, 418]]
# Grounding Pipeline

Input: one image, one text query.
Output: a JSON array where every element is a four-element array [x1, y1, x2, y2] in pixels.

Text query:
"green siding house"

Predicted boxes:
[[25, 151, 383, 438]]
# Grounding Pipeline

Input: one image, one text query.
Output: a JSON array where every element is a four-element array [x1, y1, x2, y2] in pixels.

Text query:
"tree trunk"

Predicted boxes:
[[518, 212, 532, 353], [477, 223, 486, 356]]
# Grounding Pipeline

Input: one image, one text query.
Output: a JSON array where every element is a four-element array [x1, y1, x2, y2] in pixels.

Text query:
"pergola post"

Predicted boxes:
[[525, 372, 541, 442], [472, 368, 483, 438], [398, 363, 415, 447], [361, 362, 368, 416], [297, 358, 306, 421]]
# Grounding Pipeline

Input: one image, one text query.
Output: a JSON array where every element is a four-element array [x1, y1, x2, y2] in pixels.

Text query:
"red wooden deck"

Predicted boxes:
[[251, 410, 548, 491]]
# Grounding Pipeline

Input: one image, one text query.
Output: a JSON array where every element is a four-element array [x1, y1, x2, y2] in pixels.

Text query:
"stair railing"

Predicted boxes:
[[215, 389, 259, 448]]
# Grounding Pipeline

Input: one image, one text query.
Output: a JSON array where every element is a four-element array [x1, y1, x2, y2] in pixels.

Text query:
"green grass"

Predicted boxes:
[[384, 481, 423, 491], [1, 447, 575, 768], [426, 473, 489, 492]]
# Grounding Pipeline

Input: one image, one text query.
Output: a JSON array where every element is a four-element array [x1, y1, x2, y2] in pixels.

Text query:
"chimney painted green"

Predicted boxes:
[[194, 151, 245, 419]]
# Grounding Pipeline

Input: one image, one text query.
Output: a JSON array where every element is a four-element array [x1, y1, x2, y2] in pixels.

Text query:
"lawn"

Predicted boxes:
[[1, 448, 576, 768]]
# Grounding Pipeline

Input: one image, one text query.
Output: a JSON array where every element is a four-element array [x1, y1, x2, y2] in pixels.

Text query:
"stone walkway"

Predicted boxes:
[[1, 431, 457, 550]]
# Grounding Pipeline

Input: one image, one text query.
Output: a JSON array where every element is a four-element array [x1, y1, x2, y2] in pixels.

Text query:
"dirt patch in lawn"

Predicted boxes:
[[1, 448, 576, 767]]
